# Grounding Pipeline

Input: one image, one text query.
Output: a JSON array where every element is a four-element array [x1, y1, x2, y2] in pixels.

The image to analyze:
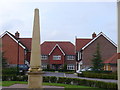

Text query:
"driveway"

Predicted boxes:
[[43, 71, 117, 83]]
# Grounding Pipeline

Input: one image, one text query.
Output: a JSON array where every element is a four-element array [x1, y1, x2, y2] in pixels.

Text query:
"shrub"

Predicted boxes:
[[65, 78, 72, 84], [57, 77, 66, 84], [43, 76, 50, 82], [2, 75, 28, 81], [78, 71, 117, 80], [2, 67, 17, 75], [49, 76, 57, 83]]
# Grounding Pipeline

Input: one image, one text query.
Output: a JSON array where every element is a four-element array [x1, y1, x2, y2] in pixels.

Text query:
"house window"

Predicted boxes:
[[78, 51, 82, 61], [42, 64, 47, 69], [67, 64, 75, 70], [41, 55, 48, 60], [66, 55, 75, 60], [53, 55, 61, 60]]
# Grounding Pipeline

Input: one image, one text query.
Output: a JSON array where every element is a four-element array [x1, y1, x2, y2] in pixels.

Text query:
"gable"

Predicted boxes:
[[49, 44, 65, 55], [82, 32, 117, 50]]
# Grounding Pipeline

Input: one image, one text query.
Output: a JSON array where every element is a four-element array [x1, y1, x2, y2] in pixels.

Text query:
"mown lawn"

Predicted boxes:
[[2, 81, 105, 90]]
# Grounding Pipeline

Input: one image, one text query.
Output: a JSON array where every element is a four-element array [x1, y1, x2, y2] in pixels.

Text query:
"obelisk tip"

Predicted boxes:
[[35, 8, 39, 11]]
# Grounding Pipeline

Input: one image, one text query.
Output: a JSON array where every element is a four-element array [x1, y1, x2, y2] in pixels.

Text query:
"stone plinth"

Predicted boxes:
[[28, 71, 43, 89]]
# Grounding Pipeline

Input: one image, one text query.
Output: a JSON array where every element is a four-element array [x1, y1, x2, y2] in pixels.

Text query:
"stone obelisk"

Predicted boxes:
[[117, 1, 120, 90], [28, 8, 43, 88]]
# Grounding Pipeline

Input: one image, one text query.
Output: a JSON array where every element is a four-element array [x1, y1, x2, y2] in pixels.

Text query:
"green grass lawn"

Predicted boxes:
[[2, 81, 105, 90]]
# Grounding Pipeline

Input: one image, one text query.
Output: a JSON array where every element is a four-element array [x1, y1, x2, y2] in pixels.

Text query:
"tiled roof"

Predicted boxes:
[[76, 38, 92, 52], [41, 41, 75, 55], [19, 38, 32, 51], [1, 31, 26, 49], [104, 53, 117, 64], [3, 31, 75, 55]]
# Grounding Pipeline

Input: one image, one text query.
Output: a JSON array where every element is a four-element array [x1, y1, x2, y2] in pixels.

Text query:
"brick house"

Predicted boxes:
[[1, 31, 117, 72], [1, 31, 26, 67], [1, 31, 76, 70], [76, 32, 117, 72], [41, 41, 76, 70]]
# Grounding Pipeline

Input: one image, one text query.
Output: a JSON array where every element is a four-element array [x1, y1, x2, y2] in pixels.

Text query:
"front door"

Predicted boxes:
[[52, 64, 61, 70]]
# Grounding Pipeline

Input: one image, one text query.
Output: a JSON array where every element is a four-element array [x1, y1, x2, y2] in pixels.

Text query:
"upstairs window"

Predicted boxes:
[[53, 55, 61, 60], [41, 55, 48, 60], [66, 55, 75, 60]]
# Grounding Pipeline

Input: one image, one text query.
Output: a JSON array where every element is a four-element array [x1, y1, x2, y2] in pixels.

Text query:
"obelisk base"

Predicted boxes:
[[28, 71, 43, 89]]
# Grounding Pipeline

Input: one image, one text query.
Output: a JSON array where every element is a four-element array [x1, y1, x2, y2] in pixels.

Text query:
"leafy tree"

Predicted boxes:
[[91, 43, 104, 72]]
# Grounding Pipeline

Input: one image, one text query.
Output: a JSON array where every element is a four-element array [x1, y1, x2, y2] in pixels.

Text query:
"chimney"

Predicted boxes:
[[92, 32, 96, 39], [15, 31, 19, 39]]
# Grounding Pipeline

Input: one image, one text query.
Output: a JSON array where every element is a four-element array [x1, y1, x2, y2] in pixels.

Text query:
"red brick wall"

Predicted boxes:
[[2, 34, 25, 65], [111, 65, 117, 72], [49, 46, 64, 64], [82, 35, 117, 68]]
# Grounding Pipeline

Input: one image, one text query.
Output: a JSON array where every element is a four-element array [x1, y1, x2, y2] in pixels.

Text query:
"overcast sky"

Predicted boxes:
[[0, 0, 117, 44]]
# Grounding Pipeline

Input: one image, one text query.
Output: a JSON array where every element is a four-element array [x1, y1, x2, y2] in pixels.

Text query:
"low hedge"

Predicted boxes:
[[2, 67, 26, 76], [2, 68, 17, 75], [43, 69, 74, 72], [2, 75, 117, 89], [78, 72, 117, 80]]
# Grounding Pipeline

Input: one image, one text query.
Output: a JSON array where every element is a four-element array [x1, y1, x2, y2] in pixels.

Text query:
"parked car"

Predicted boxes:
[[18, 64, 29, 73]]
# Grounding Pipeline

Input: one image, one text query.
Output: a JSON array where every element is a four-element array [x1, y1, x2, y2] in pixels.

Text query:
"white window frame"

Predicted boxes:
[[67, 64, 75, 70], [66, 55, 75, 60], [42, 64, 47, 69], [53, 55, 61, 60], [78, 51, 82, 61], [80, 52, 82, 60], [41, 55, 48, 60]]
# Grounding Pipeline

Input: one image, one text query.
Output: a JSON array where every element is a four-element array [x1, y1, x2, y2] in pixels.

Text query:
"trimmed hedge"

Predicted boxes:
[[2, 68, 17, 75], [2, 75, 117, 89], [2, 67, 26, 75], [2, 75, 27, 81], [78, 72, 117, 80], [43, 69, 74, 72]]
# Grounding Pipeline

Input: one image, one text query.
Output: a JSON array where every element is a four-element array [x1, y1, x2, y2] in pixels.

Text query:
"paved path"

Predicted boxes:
[[43, 71, 117, 83], [2, 84, 64, 90]]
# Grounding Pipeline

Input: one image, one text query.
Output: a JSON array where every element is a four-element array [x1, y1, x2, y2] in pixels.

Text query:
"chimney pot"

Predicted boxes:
[[92, 32, 96, 39], [15, 31, 19, 39]]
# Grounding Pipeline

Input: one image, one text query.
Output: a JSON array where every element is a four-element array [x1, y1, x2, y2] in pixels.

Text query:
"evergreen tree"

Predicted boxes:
[[63, 64, 67, 71], [91, 43, 104, 72]]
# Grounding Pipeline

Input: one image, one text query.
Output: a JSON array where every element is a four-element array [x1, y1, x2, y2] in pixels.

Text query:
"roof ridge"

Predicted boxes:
[[20, 38, 32, 39], [44, 41, 71, 42]]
